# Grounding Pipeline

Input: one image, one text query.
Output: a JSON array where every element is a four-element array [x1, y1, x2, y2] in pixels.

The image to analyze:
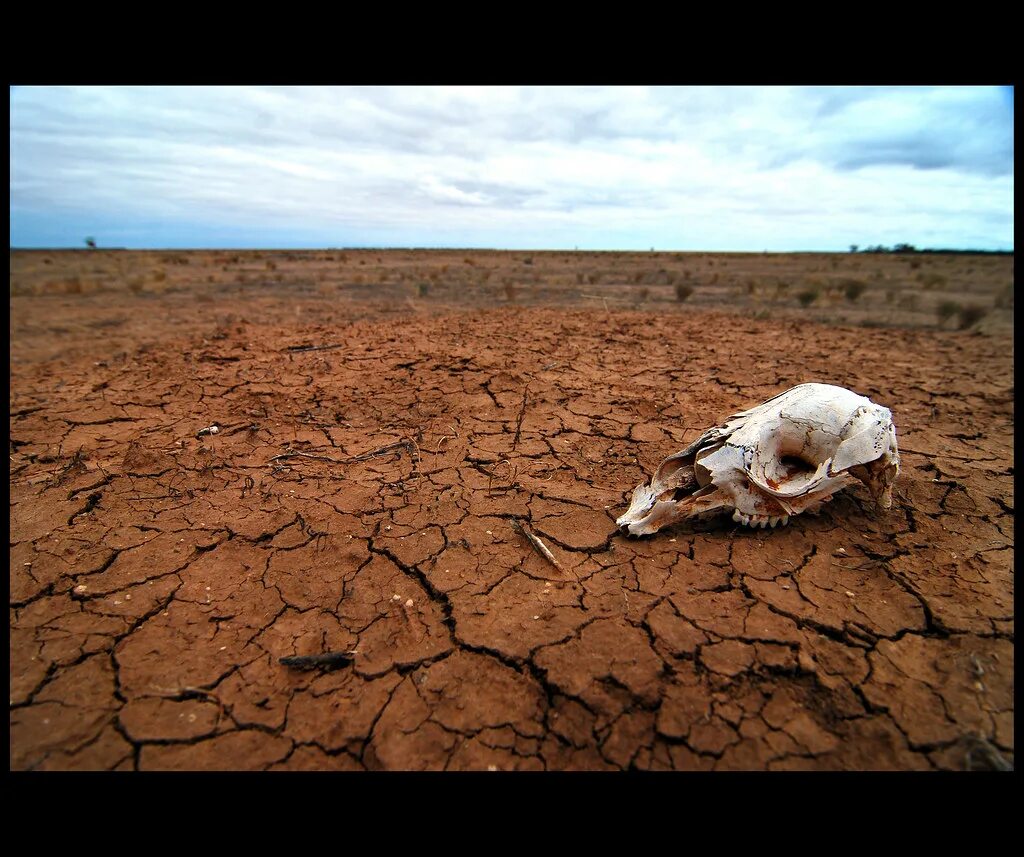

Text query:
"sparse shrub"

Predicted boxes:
[[65, 276, 83, 295], [127, 277, 144, 294], [587, 273, 598, 285], [796, 287, 820, 307], [152, 270, 167, 282], [638, 287, 650, 302], [745, 281, 757, 294], [522, 257, 533, 266], [957, 305, 989, 330], [504, 282, 518, 302], [994, 282, 1014, 309], [909, 259, 922, 269], [842, 279, 867, 302], [675, 283, 694, 302], [266, 260, 277, 271], [418, 282, 430, 298], [936, 300, 959, 324], [918, 272, 947, 290]]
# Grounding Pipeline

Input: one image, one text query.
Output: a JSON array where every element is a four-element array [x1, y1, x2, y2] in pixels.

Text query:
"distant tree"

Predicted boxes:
[[893, 243, 917, 254], [85, 237, 96, 249], [849, 244, 859, 253]]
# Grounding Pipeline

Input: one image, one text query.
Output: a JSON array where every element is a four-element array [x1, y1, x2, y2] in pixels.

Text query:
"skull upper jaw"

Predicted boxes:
[[616, 484, 731, 536]]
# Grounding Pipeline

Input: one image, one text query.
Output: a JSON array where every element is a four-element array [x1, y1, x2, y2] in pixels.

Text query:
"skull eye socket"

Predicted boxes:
[[779, 455, 816, 477]]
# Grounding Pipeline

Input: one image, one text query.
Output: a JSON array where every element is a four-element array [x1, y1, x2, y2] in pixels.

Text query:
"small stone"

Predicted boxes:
[[405, 598, 414, 608], [74, 584, 88, 594], [845, 591, 855, 598], [124, 594, 131, 600], [487, 764, 498, 771]]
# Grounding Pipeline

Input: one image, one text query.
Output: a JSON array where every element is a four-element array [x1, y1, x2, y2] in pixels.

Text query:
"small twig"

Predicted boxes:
[[513, 382, 530, 449], [151, 685, 224, 708], [279, 651, 355, 671], [269, 449, 346, 464], [284, 343, 345, 353], [510, 520, 561, 569], [267, 440, 416, 467]]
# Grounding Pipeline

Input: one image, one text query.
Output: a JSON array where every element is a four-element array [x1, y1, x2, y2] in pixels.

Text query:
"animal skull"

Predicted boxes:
[[616, 383, 900, 536]]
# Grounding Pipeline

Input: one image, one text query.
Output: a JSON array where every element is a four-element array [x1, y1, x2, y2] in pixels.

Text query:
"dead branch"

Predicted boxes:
[[267, 440, 417, 467], [284, 343, 345, 353], [510, 519, 562, 570], [513, 382, 530, 449]]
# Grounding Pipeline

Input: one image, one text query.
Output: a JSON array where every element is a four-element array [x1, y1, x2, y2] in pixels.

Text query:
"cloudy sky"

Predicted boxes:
[[9, 85, 1014, 251]]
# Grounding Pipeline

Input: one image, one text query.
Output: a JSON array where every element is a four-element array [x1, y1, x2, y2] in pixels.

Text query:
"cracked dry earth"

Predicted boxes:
[[10, 305, 1014, 771]]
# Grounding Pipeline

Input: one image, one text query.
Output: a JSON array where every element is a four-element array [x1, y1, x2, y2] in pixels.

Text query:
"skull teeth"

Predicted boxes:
[[732, 512, 792, 529]]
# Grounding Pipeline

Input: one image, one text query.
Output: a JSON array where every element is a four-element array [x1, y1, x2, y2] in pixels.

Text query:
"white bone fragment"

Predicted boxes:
[[616, 383, 900, 536]]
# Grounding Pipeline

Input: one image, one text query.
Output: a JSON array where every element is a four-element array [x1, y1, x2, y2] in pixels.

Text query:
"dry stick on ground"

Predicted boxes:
[[513, 382, 530, 449], [283, 343, 346, 353], [510, 519, 562, 570], [268, 439, 417, 466]]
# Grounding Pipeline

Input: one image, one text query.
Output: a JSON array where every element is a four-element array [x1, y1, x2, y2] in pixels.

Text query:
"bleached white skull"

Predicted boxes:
[[617, 383, 900, 536]]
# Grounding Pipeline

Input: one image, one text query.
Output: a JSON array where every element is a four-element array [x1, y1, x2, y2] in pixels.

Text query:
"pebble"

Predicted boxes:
[[405, 598, 414, 608], [845, 591, 855, 598]]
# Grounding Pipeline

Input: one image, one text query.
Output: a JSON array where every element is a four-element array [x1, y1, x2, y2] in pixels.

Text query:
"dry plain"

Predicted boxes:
[[9, 248, 1014, 770]]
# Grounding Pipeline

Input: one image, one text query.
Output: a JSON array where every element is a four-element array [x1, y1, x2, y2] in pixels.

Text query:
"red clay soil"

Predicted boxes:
[[9, 276, 1014, 771]]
